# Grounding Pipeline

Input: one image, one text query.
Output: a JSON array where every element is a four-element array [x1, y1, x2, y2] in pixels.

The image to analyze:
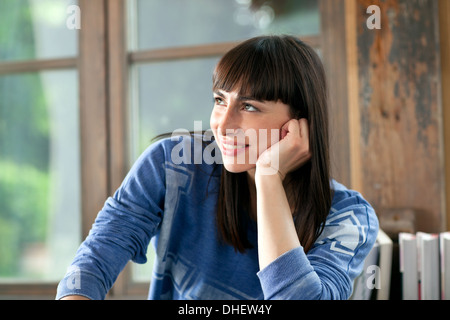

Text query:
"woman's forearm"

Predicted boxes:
[[60, 295, 90, 300], [255, 173, 301, 270]]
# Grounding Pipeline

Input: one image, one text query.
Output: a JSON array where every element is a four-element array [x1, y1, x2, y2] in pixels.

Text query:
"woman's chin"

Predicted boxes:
[[222, 161, 256, 174]]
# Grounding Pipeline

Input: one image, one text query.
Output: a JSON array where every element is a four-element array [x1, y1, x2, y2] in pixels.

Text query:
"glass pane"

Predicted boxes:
[[131, 0, 320, 51], [0, 0, 78, 61], [0, 69, 81, 282], [129, 57, 218, 282], [129, 57, 219, 159]]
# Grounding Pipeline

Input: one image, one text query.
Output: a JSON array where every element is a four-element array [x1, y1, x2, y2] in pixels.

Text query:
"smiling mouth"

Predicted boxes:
[[220, 140, 250, 156], [222, 143, 249, 149]]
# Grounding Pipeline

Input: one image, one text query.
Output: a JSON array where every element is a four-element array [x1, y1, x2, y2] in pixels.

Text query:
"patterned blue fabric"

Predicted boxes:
[[56, 136, 378, 300]]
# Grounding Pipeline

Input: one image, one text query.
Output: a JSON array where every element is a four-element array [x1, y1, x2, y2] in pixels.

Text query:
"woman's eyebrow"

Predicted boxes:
[[213, 90, 226, 98], [213, 90, 264, 103], [237, 95, 264, 103]]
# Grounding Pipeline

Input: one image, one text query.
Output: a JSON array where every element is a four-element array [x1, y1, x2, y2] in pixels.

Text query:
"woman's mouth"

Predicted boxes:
[[220, 139, 250, 156]]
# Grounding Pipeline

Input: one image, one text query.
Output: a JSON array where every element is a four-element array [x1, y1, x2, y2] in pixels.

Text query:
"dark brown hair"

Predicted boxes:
[[213, 35, 333, 253]]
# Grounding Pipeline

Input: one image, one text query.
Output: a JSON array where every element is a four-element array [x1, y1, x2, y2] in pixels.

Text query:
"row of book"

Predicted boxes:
[[399, 231, 450, 300]]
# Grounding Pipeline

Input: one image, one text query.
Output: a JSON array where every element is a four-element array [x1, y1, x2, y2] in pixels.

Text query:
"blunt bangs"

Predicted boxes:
[[212, 36, 298, 108]]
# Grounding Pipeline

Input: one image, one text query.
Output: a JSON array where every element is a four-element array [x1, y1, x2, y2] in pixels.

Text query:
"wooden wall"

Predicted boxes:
[[440, 0, 450, 232], [351, 0, 446, 233]]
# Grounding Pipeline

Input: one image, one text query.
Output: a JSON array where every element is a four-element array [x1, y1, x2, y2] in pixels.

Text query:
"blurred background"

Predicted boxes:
[[0, 0, 448, 299]]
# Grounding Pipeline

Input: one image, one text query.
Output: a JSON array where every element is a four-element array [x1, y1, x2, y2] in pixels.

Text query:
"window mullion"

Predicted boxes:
[[78, 0, 109, 239]]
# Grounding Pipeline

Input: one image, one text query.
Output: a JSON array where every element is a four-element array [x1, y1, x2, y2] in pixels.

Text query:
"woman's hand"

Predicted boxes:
[[256, 118, 311, 180], [254, 118, 310, 269]]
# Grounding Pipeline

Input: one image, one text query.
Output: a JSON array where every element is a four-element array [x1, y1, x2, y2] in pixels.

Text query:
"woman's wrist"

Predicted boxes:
[[254, 166, 284, 187]]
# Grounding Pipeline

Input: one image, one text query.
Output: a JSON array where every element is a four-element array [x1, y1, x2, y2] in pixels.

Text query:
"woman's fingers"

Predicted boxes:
[[281, 118, 308, 140], [282, 119, 300, 138], [257, 118, 311, 179], [298, 118, 309, 139]]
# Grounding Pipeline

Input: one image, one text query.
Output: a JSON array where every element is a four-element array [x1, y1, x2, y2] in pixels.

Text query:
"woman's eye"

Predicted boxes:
[[214, 97, 226, 106], [244, 104, 258, 112]]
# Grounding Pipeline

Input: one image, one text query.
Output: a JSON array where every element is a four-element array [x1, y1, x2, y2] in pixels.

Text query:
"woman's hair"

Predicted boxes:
[[213, 35, 333, 253]]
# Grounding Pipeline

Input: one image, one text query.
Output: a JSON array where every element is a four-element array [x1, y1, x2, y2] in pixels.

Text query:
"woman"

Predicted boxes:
[[57, 35, 378, 300]]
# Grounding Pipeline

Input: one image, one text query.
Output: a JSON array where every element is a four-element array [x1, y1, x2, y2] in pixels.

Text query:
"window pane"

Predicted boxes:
[[130, 0, 320, 51], [129, 57, 219, 159], [0, 0, 78, 61], [129, 58, 218, 282], [0, 69, 81, 282]]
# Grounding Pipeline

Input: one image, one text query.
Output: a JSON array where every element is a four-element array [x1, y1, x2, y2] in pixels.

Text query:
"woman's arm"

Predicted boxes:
[[255, 192, 378, 300], [255, 118, 311, 269], [60, 295, 90, 300], [254, 120, 379, 299], [56, 141, 167, 300], [255, 173, 300, 269]]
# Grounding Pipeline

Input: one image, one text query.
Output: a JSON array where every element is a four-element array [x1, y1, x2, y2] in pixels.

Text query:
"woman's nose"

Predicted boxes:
[[217, 107, 241, 136]]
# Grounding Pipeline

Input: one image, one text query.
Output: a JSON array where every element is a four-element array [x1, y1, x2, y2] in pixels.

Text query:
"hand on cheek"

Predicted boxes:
[[256, 118, 311, 180]]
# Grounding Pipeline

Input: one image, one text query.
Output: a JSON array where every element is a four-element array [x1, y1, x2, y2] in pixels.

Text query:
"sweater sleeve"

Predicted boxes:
[[256, 189, 379, 300], [56, 141, 167, 300]]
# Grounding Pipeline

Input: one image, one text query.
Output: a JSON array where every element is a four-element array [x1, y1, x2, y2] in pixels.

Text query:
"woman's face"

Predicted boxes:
[[210, 89, 292, 173]]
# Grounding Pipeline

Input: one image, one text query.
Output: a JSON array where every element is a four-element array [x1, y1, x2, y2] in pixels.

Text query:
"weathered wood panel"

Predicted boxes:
[[439, 0, 450, 232], [356, 0, 444, 232]]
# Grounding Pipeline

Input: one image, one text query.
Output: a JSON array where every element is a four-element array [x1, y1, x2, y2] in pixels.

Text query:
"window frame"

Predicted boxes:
[[0, 7, 80, 300]]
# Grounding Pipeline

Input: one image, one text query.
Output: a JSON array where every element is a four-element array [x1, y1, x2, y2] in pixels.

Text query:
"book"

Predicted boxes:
[[399, 232, 418, 300], [416, 232, 440, 300], [399, 231, 442, 300], [440, 232, 450, 300], [376, 229, 393, 300]]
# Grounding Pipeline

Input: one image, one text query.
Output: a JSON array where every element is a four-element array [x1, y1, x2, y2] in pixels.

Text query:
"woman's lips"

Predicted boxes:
[[220, 139, 249, 156]]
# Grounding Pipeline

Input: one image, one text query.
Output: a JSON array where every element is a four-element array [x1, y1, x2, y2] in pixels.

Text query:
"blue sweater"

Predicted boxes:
[[56, 136, 378, 300]]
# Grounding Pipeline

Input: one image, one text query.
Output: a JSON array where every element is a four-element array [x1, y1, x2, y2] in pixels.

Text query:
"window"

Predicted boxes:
[[0, 70, 80, 282], [0, 0, 80, 295]]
